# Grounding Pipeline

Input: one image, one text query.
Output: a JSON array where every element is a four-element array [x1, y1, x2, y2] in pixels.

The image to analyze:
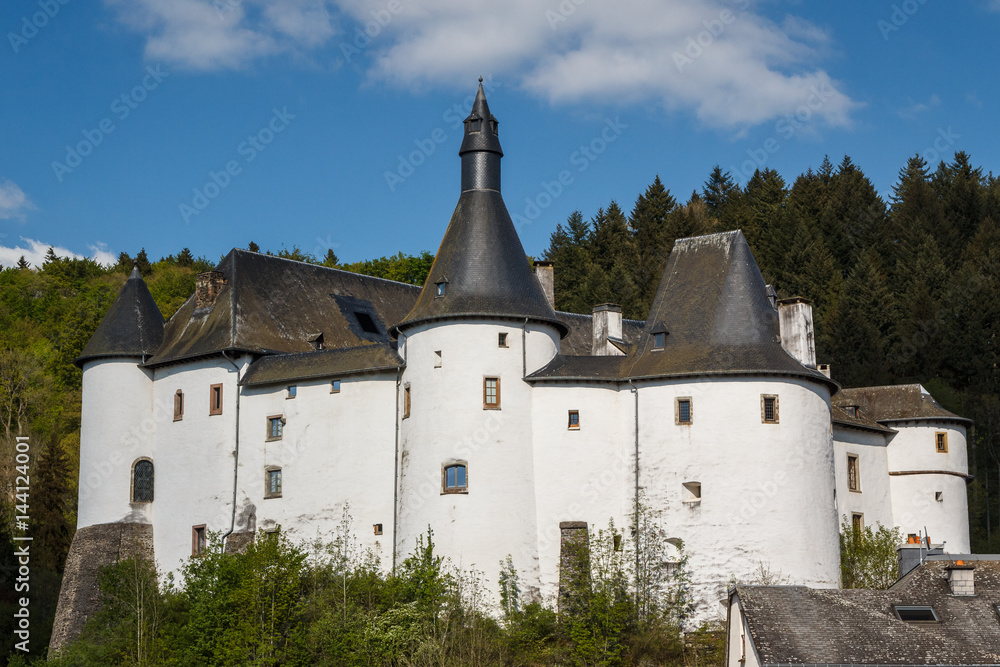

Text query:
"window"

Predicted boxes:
[[676, 397, 692, 425], [403, 385, 411, 418], [434, 350, 442, 368], [373, 523, 383, 536], [852, 512, 864, 533], [652, 332, 666, 349], [286, 385, 297, 399], [484, 377, 500, 409], [498, 332, 508, 347], [442, 463, 468, 493], [470, 118, 482, 133], [568, 410, 580, 429], [847, 454, 860, 492], [935, 491, 943, 502], [192, 525, 207, 556], [935, 431, 948, 453], [131, 459, 154, 503], [490, 119, 498, 136], [330, 379, 341, 393], [434, 278, 448, 297], [265, 467, 282, 499], [682, 481, 701, 504], [174, 390, 184, 421], [894, 606, 938, 622], [354, 311, 379, 334], [267, 415, 284, 441], [209, 384, 223, 415], [761, 395, 779, 423]]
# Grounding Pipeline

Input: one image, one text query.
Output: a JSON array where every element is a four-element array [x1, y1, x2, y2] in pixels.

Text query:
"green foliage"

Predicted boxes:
[[338, 251, 435, 285], [840, 517, 903, 589]]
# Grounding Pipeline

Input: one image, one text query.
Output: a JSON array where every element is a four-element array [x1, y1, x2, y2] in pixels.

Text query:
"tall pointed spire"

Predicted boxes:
[[459, 79, 503, 192], [395, 83, 566, 336], [76, 267, 164, 366]]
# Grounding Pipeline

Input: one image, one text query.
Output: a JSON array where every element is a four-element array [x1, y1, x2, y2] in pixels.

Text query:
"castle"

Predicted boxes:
[[52, 84, 971, 646]]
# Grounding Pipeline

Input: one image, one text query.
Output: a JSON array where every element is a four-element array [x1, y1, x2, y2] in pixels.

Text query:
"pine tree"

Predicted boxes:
[[822, 158, 887, 273], [176, 248, 195, 268], [16, 255, 29, 269], [702, 165, 737, 220], [248, 241, 260, 253], [43, 246, 59, 266], [543, 211, 594, 314], [115, 252, 133, 273], [629, 177, 677, 315], [932, 151, 986, 258], [323, 249, 340, 267], [33, 442, 73, 572], [135, 248, 151, 275]]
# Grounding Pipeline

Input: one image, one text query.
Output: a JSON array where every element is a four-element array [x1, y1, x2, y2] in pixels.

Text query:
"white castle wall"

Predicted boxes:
[[832, 427, 894, 531], [396, 320, 560, 600], [639, 377, 840, 621], [238, 372, 398, 566], [885, 421, 970, 552], [77, 357, 155, 528]]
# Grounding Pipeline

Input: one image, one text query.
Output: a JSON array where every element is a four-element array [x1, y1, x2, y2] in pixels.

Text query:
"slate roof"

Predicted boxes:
[[145, 250, 419, 367], [76, 266, 164, 366], [831, 405, 896, 434], [734, 559, 1000, 665], [530, 231, 835, 387], [241, 344, 402, 387], [556, 311, 645, 356], [834, 384, 972, 425]]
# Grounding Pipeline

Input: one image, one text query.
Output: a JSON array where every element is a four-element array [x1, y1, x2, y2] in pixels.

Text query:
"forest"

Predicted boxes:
[[0, 150, 998, 664]]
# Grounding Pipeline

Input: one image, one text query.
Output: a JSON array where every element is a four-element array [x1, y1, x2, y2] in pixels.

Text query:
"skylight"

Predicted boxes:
[[895, 606, 938, 622], [354, 311, 379, 334]]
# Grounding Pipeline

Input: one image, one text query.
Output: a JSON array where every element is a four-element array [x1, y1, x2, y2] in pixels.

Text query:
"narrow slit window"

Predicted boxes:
[[935, 491, 943, 502], [192, 525, 207, 556], [484, 377, 500, 409], [935, 431, 948, 453], [403, 385, 411, 418], [174, 390, 184, 421], [852, 512, 864, 533], [434, 350, 442, 368], [847, 454, 860, 492], [676, 398, 692, 425], [568, 410, 580, 429], [498, 332, 508, 347], [209, 384, 223, 415], [762, 395, 779, 423], [443, 463, 468, 493], [374, 523, 383, 536]]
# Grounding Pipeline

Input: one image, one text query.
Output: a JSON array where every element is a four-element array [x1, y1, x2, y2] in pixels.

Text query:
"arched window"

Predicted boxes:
[[442, 462, 468, 494], [132, 459, 154, 503]]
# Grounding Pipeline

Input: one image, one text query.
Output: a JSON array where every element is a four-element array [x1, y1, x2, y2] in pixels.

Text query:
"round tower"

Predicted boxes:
[[393, 82, 566, 595]]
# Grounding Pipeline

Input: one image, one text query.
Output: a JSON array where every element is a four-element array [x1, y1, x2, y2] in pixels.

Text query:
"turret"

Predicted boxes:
[[459, 79, 503, 193]]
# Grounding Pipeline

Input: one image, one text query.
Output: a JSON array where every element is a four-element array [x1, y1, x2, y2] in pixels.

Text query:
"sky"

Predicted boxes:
[[1, 0, 998, 268]]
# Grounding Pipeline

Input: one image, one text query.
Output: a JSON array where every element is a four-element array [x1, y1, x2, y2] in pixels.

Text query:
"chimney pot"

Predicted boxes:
[[534, 261, 555, 310], [592, 303, 623, 356], [195, 271, 226, 310]]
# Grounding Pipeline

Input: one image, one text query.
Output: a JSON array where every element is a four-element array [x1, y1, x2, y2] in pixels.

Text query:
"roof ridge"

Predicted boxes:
[[230, 247, 422, 289]]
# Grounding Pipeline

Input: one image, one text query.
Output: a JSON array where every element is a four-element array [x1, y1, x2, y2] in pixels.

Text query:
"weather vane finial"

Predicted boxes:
[[478, 76, 483, 83]]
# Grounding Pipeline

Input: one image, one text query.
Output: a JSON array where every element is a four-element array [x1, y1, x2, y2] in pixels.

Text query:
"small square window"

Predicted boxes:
[[267, 415, 284, 441], [265, 468, 282, 498], [403, 385, 411, 418], [374, 523, 383, 536], [330, 379, 341, 393], [676, 398, 692, 425], [652, 332, 666, 349], [174, 390, 184, 421], [484, 377, 500, 409], [682, 481, 701, 504], [498, 332, 508, 347], [935, 432, 948, 453], [935, 491, 943, 502], [192, 525, 207, 556], [568, 410, 580, 429], [434, 350, 442, 368], [847, 454, 860, 492], [443, 463, 468, 493], [470, 118, 482, 133], [286, 385, 297, 399], [209, 384, 223, 415], [761, 395, 779, 423]]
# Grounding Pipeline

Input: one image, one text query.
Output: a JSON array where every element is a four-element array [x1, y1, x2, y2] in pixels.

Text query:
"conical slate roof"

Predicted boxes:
[[624, 230, 832, 384], [395, 84, 566, 336], [76, 266, 164, 366]]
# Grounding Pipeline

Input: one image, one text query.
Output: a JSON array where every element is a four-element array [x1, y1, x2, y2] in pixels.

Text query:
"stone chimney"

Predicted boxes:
[[592, 304, 623, 356], [947, 563, 975, 596], [534, 261, 555, 309], [777, 297, 816, 368], [817, 363, 832, 378], [195, 271, 226, 310]]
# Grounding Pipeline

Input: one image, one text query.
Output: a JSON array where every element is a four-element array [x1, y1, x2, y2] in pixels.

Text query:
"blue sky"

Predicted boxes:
[[1, 0, 998, 268]]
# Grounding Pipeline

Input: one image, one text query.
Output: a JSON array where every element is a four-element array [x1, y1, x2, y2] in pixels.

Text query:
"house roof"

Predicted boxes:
[[555, 311, 645, 356], [834, 384, 972, 425], [76, 266, 164, 366], [241, 344, 402, 387], [734, 560, 1000, 666], [145, 250, 420, 367], [831, 405, 896, 434]]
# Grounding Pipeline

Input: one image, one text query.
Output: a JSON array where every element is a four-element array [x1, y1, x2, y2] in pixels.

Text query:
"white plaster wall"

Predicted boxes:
[[725, 596, 761, 667], [238, 372, 398, 568], [396, 320, 559, 602], [530, 382, 631, 601], [832, 427, 893, 531], [639, 377, 839, 624], [149, 357, 245, 574], [885, 421, 970, 553], [77, 358, 156, 528]]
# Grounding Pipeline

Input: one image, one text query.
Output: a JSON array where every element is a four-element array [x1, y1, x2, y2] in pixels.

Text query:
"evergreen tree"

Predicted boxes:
[[543, 211, 594, 314], [629, 177, 677, 315], [701, 165, 738, 220], [323, 248, 340, 267], [114, 252, 133, 273], [134, 248, 151, 275], [44, 246, 59, 266], [176, 248, 194, 268], [16, 255, 29, 269], [33, 442, 74, 572], [248, 241, 260, 253], [932, 151, 986, 258]]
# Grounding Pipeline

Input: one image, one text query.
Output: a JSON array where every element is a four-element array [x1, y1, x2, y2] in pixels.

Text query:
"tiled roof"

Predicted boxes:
[[735, 559, 1000, 666], [832, 405, 896, 434], [76, 266, 164, 366], [834, 384, 971, 424], [145, 250, 420, 367], [241, 344, 403, 387]]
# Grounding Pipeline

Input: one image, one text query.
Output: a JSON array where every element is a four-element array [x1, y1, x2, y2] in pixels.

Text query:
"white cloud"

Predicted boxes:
[[0, 179, 34, 221], [897, 94, 941, 119], [0, 238, 117, 269], [106, 0, 859, 129]]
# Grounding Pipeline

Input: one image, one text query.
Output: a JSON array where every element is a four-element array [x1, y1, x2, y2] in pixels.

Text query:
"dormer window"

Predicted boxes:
[[354, 311, 379, 334], [651, 322, 667, 350], [470, 118, 482, 133], [490, 119, 498, 136], [435, 276, 448, 297], [894, 606, 938, 623], [308, 332, 324, 350]]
